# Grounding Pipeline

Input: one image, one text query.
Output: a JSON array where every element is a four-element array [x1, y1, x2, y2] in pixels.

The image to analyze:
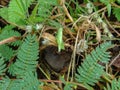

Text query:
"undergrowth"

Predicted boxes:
[[0, 0, 120, 90]]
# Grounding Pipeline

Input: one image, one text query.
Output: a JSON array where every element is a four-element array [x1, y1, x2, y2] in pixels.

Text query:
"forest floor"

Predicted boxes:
[[0, 0, 120, 90]]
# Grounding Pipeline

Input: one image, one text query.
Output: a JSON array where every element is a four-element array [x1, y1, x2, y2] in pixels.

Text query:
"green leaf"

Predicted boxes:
[[8, 0, 34, 25], [0, 72, 42, 90], [75, 42, 112, 86], [56, 27, 65, 52], [117, 0, 120, 3], [64, 83, 73, 90], [100, 0, 109, 5], [0, 45, 14, 61], [48, 20, 61, 28], [0, 54, 6, 75], [107, 4, 111, 17], [28, 2, 40, 24], [113, 7, 120, 21], [8, 34, 39, 77], [38, 0, 58, 22], [104, 78, 120, 90], [0, 7, 9, 20], [60, 76, 76, 90], [100, 0, 111, 16]]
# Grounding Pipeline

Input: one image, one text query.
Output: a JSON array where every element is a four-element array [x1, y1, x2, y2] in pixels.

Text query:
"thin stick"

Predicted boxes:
[[104, 16, 120, 36], [109, 53, 120, 67], [67, 29, 79, 81], [0, 36, 20, 45]]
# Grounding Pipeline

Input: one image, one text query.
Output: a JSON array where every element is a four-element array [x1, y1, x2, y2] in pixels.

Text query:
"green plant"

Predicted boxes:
[[0, 45, 14, 61], [104, 78, 120, 90], [0, 25, 21, 46], [0, 54, 6, 75], [8, 34, 39, 77], [75, 42, 113, 89], [0, 33, 42, 90], [0, 72, 41, 90], [56, 27, 65, 52], [100, 0, 120, 21], [0, 25, 21, 61]]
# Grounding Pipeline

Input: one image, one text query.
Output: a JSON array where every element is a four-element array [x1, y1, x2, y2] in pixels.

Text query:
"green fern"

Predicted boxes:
[[0, 45, 14, 61], [0, 77, 11, 90], [0, 54, 6, 76], [113, 7, 120, 21], [104, 78, 120, 90], [8, 34, 39, 77], [19, 71, 41, 90], [0, 72, 42, 90], [75, 42, 112, 87], [0, 25, 21, 61]]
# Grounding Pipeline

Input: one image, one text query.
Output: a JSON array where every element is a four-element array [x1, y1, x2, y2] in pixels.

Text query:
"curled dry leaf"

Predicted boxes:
[[41, 32, 57, 46], [94, 25, 101, 42]]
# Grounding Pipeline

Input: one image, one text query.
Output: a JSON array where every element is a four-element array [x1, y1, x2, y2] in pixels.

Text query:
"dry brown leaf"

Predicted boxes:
[[42, 32, 57, 45]]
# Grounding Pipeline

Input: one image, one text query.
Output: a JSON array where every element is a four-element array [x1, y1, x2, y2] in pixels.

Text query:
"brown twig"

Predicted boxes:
[[104, 15, 120, 37], [0, 36, 21, 45], [109, 53, 120, 67], [40, 79, 62, 83]]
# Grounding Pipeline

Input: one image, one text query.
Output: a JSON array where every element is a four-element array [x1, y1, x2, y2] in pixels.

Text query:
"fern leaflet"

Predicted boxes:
[[8, 34, 39, 77], [75, 42, 112, 87], [104, 78, 120, 90], [0, 45, 14, 61], [0, 72, 41, 90], [0, 54, 6, 76]]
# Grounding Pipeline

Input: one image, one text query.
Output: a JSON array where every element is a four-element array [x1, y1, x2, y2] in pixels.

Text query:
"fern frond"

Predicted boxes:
[[0, 45, 14, 61], [0, 54, 6, 75], [104, 78, 120, 90], [0, 25, 21, 46], [20, 71, 41, 90], [0, 72, 42, 90], [0, 77, 11, 90], [1, 78, 24, 90], [8, 34, 39, 77], [75, 42, 112, 86]]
